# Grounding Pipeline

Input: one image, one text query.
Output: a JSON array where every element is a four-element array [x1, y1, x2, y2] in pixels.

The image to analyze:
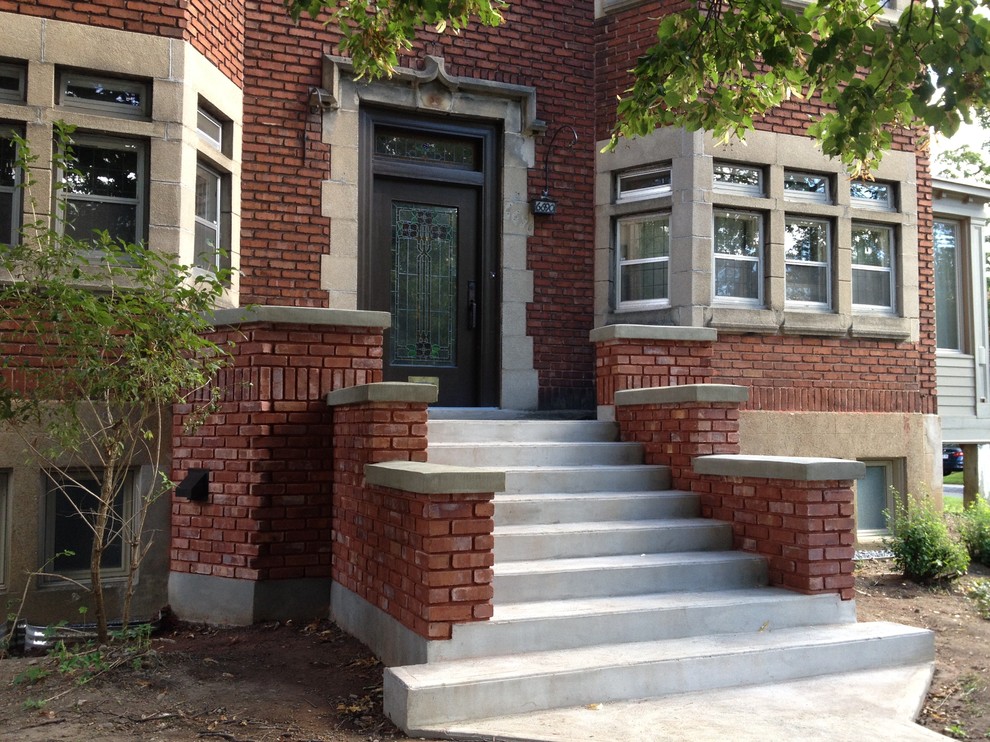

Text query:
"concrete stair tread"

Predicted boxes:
[[390, 621, 932, 687], [489, 587, 836, 621], [496, 489, 694, 501], [495, 517, 723, 537], [494, 550, 763, 575]]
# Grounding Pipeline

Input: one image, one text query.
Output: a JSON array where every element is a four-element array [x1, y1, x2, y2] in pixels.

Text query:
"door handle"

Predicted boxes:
[[467, 281, 478, 330]]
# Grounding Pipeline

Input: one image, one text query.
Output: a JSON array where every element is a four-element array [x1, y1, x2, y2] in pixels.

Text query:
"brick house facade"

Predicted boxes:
[[0, 1, 941, 626]]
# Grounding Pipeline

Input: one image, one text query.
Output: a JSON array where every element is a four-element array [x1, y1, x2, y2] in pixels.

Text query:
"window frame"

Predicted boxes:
[[0, 62, 27, 104], [197, 106, 225, 153], [713, 163, 764, 197], [850, 180, 897, 211], [43, 468, 137, 582], [615, 211, 671, 309], [57, 134, 148, 247], [0, 471, 8, 591], [713, 208, 764, 306], [57, 71, 150, 120], [855, 460, 897, 538], [783, 170, 831, 204], [194, 161, 230, 273], [616, 165, 672, 203], [1, 127, 23, 247], [784, 215, 832, 310], [934, 217, 967, 352], [851, 221, 897, 314]]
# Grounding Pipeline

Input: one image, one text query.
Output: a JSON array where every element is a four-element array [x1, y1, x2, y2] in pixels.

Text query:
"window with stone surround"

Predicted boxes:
[[713, 163, 764, 197], [784, 216, 831, 309], [58, 71, 150, 119], [714, 209, 764, 304], [616, 213, 670, 307], [616, 166, 671, 202], [851, 180, 896, 211], [0, 471, 7, 591], [851, 222, 897, 313], [856, 460, 901, 538], [1, 128, 22, 247], [784, 170, 831, 204], [0, 62, 26, 104]]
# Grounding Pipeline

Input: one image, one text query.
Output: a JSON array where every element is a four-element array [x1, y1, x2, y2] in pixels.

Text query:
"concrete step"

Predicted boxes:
[[493, 551, 768, 602], [428, 588, 856, 661], [428, 418, 619, 444], [428, 440, 643, 467], [495, 518, 732, 560], [501, 464, 671, 494], [384, 621, 935, 731], [495, 490, 700, 526]]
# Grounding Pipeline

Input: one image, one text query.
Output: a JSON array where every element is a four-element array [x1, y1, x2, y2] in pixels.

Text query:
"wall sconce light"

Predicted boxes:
[[308, 86, 335, 114], [531, 125, 579, 216], [177, 468, 209, 502]]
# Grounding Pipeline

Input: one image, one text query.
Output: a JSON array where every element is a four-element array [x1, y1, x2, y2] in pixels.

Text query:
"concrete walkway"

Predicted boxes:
[[426, 663, 942, 741]]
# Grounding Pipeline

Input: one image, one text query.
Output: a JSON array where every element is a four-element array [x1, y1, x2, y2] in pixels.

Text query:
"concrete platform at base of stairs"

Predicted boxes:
[[416, 663, 941, 742]]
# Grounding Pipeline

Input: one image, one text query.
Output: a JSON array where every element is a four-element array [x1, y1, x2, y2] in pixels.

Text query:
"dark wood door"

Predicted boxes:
[[369, 178, 492, 406]]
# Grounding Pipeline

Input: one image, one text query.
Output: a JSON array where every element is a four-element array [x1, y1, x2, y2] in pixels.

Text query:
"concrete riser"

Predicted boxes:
[[428, 419, 620, 444], [495, 521, 732, 560], [502, 466, 671, 494], [429, 441, 644, 467], [494, 555, 769, 602], [495, 491, 700, 526], [386, 627, 935, 730], [429, 592, 857, 661]]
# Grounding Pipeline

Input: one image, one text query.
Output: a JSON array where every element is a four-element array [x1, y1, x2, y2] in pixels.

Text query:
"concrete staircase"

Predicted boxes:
[[382, 417, 935, 736]]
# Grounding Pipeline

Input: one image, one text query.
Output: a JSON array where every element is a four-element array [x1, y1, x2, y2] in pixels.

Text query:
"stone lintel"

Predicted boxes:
[[365, 460, 505, 495], [694, 455, 866, 482], [213, 305, 391, 329], [326, 382, 438, 407], [615, 384, 748, 407], [589, 324, 717, 343]]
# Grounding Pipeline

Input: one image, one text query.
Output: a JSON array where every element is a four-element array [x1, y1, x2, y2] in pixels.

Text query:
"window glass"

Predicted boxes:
[[0, 471, 7, 590], [0, 62, 26, 103], [59, 72, 149, 118], [60, 137, 146, 246], [856, 462, 893, 534], [195, 163, 224, 271], [784, 171, 830, 203], [713, 163, 763, 196], [851, 223, 895, 311], [617, 214, 670, 305], [785, 216, 831, 307], [934, 219, 964, 351], [46, 470, 131, 577], [374, 128, 478, 170], [197, 108, 224, 151], [1, 130, 21, 246], [616, 167, 671, 202], [714, 209, 762, 303], [851, 180, 895, 211]]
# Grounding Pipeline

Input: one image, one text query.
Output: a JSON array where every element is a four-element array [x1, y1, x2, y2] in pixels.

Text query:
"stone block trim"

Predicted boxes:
[[690, 462, 859, 600], [170, 317, 386, 583]]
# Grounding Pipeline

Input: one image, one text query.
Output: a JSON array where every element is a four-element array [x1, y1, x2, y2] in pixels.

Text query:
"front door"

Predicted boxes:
[[361, 113, 499, 407]]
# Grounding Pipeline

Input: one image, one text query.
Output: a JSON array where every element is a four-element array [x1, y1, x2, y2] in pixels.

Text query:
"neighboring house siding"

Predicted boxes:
[[938, 355, 978, 416]]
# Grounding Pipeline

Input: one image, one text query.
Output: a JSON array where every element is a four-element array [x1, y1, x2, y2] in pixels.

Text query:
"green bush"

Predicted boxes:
[[885, 497, 969, 583], [970, 579, 990, 620], [959, 497, 990, 566]]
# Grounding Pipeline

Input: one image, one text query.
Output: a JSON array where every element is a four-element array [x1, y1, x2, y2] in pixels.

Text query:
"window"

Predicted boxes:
[[616, 213, 670, 306], [0, 471, 7, 590], [45, 469, 134, 578], [0, 62, 26, 103], [195, 163, 229, 271], [784, 216, 831, 308], [58, 72, 149, 119], [713, 163, 763, 196], [784, 171, 830, 204], [616, 166, 671, 202], [1, 129, 21, 246], [851, 223, 896, 312], [197, 107, 224, 153], [714, 209, 763, 303], [851, 180, 896, 211], [59, 136, 147, 246], [856, 461, 896, 537], [934, 219, 965, 351]]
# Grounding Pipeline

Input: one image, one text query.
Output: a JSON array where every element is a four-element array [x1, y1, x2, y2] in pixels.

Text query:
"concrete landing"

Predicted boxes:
[[426, 663, 940, 742]]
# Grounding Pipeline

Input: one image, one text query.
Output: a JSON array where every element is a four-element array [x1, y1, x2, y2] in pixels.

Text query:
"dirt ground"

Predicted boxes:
[[1, 561, 988, 742]]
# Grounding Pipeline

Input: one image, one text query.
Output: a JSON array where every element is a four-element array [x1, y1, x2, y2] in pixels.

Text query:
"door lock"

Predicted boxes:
[[467, 281, 478, 330]]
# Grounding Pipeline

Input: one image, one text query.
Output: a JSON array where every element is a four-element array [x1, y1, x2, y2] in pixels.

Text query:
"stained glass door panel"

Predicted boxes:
[[391, 202, 458, 367]]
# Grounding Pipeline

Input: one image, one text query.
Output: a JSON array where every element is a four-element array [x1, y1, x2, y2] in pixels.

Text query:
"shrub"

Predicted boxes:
[[970, 579, 990, 620], [959, 497, 990, 566], [885, 497, 969, 583]]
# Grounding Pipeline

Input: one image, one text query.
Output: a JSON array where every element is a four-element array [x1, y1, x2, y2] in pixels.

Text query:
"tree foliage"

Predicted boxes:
[[282, 0, 990, 175], [0, 125, 232, 641]]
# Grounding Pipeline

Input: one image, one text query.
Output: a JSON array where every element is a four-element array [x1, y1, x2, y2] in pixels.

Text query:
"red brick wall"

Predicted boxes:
[[596, 338, 713, 407], [186, 0, 245, 85], [694, 475, 857, 599], [170, 322, 384, 581]]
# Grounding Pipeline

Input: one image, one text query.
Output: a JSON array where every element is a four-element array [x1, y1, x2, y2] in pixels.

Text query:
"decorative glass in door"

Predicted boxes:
[[391, 201, 458, 367]]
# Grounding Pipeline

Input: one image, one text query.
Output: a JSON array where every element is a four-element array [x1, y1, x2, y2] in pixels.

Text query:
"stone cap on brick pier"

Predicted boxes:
[[213, 305, 392, 328], [615, 384, 748, 406], [365, 461, 506, 494], [694, 455, 866, 481], [326, 382, 439, 407], [589, 324, 717, 343]]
